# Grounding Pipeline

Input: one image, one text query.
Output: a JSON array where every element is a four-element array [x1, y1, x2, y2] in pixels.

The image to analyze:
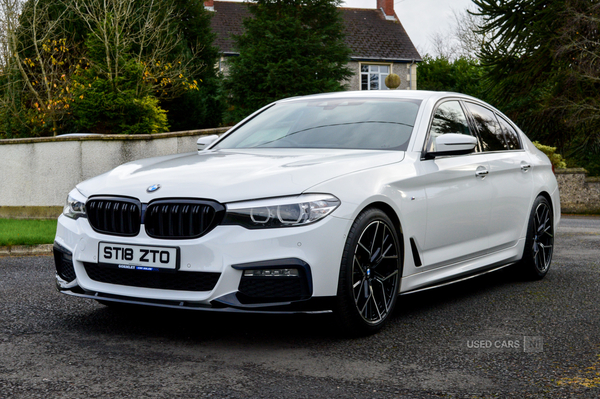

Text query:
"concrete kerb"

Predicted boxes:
[[0, 244, 53, 257]]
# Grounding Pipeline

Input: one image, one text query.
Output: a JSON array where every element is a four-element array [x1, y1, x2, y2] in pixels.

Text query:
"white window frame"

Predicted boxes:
[[360, 63, 392, 90]]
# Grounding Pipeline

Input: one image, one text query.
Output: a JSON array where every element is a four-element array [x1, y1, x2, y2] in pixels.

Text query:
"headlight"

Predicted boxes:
[[223, 194, 340, 229], [63, 189, 87, 219]]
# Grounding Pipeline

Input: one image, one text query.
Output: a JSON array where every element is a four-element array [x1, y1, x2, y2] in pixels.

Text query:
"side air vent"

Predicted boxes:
[[87, 196, 142, 236], [145, 199, 225, 239], [410, 237, 422, 267]]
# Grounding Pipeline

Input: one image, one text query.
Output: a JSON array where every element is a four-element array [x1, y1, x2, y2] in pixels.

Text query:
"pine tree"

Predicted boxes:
[[473, 0, 600, 174], [473, 0, 567, 146], [224, 0, 352, 122]]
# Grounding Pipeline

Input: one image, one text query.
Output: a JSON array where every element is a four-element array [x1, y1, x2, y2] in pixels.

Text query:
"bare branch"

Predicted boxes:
[[70, 0, 203, 100]]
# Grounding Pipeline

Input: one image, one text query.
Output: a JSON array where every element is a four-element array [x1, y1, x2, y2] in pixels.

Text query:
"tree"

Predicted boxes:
[[68, 0, 210, 134], [2, 0, 82, 136], [554, 0, 600, 171], [224, 0, 352, 122], [72, 0, 202, 101], [417, 55, 488, 101], [0, 0, 221, 137], [473, 0, 600, 174], [0, 0, 28, 138], [160, 0, 224, 131], [429, 8, 487, 60]]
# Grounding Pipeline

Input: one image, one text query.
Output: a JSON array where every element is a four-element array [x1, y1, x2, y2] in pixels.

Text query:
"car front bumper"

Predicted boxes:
[[54, 213, 351, 313]]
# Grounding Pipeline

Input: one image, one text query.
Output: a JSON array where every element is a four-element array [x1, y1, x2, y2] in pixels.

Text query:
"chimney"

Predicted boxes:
[[204, 0, 214, 11], [377, 0, 396, 20]]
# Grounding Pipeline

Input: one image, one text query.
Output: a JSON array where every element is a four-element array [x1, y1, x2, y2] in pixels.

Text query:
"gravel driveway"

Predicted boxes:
[[0, 216, 599, 398]]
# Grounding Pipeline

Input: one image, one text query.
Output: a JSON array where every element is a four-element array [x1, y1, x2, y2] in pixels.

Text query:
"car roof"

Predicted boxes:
[[277, 90, 478, 104]]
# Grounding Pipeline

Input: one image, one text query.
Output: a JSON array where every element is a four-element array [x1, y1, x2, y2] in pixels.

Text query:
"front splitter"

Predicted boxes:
[[58, 286, 335, 315]]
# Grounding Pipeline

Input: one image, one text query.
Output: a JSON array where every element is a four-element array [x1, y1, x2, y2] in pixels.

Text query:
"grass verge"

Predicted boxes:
[[0, 219, 57, 246]]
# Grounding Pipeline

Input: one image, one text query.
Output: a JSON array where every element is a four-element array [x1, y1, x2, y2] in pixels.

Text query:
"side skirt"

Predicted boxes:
[[400, 262, 516, 296]]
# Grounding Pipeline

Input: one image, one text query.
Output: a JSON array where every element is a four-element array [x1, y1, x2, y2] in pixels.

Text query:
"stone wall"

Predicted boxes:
[[0, 128, 229, 218], [555, 168, 600, 214]]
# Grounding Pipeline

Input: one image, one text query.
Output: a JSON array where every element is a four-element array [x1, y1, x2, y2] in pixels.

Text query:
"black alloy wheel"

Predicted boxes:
[[336, 208, 402, 335], [521, 196, 554, 280]]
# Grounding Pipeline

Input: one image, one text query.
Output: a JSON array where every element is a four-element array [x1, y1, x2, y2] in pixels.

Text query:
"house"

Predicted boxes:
[[205, 0, 422, 90]]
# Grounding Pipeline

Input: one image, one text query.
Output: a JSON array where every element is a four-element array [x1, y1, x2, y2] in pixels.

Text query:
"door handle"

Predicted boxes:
[[475, 169, 489, 177], [521, 164, 531, 172]]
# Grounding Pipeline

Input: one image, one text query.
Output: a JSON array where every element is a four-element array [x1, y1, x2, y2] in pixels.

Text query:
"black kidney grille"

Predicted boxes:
[[84, 263, 220, 291], [87, 197, 141, 236], [145, 200, 224, 239]]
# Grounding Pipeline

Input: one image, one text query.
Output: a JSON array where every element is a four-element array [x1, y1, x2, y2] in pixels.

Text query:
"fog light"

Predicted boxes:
[[243, 268, 299, 277]]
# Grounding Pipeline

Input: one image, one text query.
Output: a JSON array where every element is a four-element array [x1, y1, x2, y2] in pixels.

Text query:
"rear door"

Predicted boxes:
[[463, 102, 533, 250]]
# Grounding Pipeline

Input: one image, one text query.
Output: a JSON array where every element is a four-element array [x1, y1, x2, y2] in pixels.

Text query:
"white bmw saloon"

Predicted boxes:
[[54, 91, 560, 334]]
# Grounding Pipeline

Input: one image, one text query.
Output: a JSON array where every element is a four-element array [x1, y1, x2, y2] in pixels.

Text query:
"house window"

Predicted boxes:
[[361, 64, 390, 90]]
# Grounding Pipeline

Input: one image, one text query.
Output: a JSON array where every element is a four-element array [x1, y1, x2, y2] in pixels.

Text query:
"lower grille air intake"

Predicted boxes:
[[54, 244, 76, 282], [233, 259, 313, 304], [83, 263, 220, 292], [238, 277, 309, 302]]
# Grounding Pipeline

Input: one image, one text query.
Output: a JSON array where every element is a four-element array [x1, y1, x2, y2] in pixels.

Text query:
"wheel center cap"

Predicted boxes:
[[366, 268, 371, 277]]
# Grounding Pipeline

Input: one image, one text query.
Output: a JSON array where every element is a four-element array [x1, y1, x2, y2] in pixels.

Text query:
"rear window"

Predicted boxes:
[[464, 102, 507, 152], [215, 98, 421, 151], [497, 115, 522, 150]]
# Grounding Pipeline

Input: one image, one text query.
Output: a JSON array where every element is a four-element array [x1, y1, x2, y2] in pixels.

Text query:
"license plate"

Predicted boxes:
[[98, 242, 179, 270]]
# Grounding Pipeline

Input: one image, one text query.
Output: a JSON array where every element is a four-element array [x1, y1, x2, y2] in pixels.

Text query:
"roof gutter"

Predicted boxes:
[[350, 56, 423, 63]]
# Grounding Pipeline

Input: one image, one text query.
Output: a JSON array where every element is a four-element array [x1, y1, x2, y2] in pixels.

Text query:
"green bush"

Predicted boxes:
[[417, 55, 488, 101], [70, 62, 169, 134], [533, 141, 567, 169]]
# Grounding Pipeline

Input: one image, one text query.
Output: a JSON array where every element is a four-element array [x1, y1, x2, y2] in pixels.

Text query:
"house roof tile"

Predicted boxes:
[[211, 1, 422, 62]]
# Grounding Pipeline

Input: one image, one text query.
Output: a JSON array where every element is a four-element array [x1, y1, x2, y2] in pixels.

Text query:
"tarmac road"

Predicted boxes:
[[0, 216, 599, 398]]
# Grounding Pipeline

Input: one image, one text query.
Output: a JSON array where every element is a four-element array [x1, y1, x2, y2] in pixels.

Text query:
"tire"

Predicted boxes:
[[335, 208, 402, 335], [520, 195, 554, 280]]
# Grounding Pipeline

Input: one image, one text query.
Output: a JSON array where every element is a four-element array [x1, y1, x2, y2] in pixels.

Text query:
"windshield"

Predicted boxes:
[[215, 98, 421, 151]]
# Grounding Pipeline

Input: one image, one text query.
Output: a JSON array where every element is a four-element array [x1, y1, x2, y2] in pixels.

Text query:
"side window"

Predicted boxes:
[[497, 115, 522, 150], [464, 102, 507, 151], [427, 101, 472, 152]]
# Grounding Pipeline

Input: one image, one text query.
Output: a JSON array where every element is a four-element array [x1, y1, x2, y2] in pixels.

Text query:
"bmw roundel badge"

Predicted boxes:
[[147, 184, 161, 193]]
